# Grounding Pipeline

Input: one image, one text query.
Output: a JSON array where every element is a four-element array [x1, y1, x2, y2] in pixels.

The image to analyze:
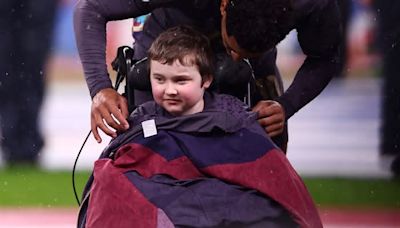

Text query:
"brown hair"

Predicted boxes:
[[148, 25, 214, 80]]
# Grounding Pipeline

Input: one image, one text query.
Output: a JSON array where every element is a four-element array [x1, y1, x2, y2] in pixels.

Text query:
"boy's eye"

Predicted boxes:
[[177, 79, 188, 85], [175, 77, 191, 85], [154, 77, 164, 83]]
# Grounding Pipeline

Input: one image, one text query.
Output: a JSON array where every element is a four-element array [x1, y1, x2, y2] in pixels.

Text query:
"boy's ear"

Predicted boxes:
[[220, 0, 228, 16], [202, 74, 213, 88]]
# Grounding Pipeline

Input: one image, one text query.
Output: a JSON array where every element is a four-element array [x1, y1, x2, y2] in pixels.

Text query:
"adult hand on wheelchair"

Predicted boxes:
[[91, 88, 129, 143], [252, 100, 285, 137]]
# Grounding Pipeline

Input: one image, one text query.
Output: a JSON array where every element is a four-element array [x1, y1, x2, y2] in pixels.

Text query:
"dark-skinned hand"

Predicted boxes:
[[252, 100, 285, 137], [90, 88, 129, 143]]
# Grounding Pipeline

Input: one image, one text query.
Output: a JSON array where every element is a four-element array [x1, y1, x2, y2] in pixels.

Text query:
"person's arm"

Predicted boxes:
[[73, 0, 157, 97], [73, 0, 174, 142], [275, 0, 342, 120], [252, 0, 341, 138]]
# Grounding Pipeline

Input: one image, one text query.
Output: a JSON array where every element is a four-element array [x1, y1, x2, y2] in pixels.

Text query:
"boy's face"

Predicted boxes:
[[150, 58, 212, 116]]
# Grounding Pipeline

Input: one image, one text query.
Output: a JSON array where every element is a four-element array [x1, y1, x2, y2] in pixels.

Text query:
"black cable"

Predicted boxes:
[[72, 46, 134, 206], [72, 129, 91, 206], [72, 68, 127, 207], [72, 72, 122, 206]]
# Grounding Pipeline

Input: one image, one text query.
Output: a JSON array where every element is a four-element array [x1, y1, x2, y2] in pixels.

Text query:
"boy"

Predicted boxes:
[[79, 26, 322, 228], [148, 25, 213, 117]]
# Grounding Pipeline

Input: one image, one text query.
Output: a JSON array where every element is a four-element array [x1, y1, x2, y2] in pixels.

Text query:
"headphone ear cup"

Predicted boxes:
[[213, 53, 253, 99], [127, 58, 151, 91]]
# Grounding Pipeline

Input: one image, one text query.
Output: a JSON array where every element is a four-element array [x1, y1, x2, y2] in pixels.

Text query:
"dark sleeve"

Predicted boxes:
[[275, 0, 342, 119], [73, 0, 174, 98]]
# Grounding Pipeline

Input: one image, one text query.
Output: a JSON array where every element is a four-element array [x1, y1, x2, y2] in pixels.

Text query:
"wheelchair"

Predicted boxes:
[[111, 45, 281, 113]]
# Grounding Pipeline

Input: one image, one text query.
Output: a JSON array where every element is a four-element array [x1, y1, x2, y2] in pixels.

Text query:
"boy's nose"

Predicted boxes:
[[165, 83, 178, 95]]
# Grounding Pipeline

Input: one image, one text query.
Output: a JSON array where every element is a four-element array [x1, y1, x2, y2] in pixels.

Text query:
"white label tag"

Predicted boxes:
[[142, 119, 157, 138]]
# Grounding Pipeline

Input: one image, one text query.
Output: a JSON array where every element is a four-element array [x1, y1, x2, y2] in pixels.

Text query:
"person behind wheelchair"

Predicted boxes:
[[74, 0, 342, 154]]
